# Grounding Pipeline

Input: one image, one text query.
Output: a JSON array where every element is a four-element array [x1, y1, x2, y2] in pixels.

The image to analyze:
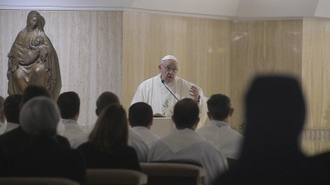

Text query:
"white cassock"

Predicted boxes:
[[197, 120, 244, 159], [147, 128, 228, 185], [61, 119, 85, 148], [131, 126, 160, 148], [131, 74, 208, 128], [128, 129, 149, 162]]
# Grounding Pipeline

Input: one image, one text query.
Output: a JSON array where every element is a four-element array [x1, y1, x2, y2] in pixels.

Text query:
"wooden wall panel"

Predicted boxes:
[[0, 10, 123, 127], [122, 11, 231, 115], [302, 19, 330, 155], [230, 20, 303, 129]]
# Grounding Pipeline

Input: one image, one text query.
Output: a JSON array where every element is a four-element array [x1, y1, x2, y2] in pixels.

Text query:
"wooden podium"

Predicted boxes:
[[150, 117, 175, 138]]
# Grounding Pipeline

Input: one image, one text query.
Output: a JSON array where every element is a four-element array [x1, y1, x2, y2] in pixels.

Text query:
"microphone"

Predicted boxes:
[[161, 79, 179, 101]]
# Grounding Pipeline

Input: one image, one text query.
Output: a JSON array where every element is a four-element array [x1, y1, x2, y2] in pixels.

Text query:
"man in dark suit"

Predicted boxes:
[[0, 97, 86, 184], [0, 85, 70, 157]]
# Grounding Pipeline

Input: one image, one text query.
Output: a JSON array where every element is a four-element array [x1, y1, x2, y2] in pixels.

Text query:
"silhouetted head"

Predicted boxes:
[[4, 94, 22, 124], [22, 85, 51, 105], [243, 75, 305, 151], [129, 102, 153, 128], [96, 92, 120, 116], [172, 98, 200, 130], [57, 91, 80, 120], [207, 94, 232, 121]]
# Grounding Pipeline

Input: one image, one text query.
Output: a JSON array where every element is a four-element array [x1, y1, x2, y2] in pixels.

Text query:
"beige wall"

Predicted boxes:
[[122, 11, 231, 112], [0, 10, 123, 127], [301, 19, 330, 155], [230, 20, 303, 128]]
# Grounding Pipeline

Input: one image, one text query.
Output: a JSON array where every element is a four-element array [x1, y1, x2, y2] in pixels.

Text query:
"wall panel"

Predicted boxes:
[[122, 11, 231, 117], [302, 19, 330, 155], [230, 20, 303, 130]]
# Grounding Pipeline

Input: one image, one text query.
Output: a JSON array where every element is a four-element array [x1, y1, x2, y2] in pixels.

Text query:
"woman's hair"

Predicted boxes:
[[88, 104, 128, 153]]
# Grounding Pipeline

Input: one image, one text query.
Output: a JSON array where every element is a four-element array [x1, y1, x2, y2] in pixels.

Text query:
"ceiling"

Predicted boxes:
[[1, 0, 330, 20]]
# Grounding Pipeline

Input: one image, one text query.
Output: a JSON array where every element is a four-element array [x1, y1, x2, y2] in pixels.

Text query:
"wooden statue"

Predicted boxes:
[[7, 11, 61, 99]]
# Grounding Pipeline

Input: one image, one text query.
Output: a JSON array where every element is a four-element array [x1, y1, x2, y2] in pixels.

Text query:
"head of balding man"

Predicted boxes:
[[95, 91, 120, 116]]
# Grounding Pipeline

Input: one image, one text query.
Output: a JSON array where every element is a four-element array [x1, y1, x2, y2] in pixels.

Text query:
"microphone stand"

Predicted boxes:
[[161, 80, 179, 101]]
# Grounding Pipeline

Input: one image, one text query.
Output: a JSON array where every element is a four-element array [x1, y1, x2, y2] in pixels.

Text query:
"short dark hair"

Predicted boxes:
[[207, 94, 231, 121], [22, 85, 51, 104], [4, 94, 22, 124], [57, 91, 80, 119], [129, 102, 153, 127], [172, 98, 199, 129], [96, 92, 120, 115]]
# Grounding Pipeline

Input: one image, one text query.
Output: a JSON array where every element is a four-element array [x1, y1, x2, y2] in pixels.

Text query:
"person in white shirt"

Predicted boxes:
[[0, 94, 22, 135], [197, 94, 243, 160], [131, 55, 208, 128], [57, 91, 84, 147], [129, 102, 160, 147], [148, 98, 228, 185]]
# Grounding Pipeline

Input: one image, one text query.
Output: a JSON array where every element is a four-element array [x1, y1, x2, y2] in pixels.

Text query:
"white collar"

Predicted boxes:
[[161, 128, 205, 153], [209, 120, 230, 128], [61, 119, 78, 125]]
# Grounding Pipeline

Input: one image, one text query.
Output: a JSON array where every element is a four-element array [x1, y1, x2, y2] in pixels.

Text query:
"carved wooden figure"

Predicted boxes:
[[7, 11, 61, 99]]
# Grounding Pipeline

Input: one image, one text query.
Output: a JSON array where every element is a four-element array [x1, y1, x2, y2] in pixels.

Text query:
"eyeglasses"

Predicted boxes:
[[161, 65, 178, 73]]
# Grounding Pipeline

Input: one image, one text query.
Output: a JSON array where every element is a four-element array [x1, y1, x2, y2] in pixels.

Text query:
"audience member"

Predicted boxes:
[[0, 85, 70, 157], [57, 91, 84, 146], [0, 97, 86, 184], [72, 91, 148, 162], [129, 102, 160, 148], [72, 91, 120, 148], [148, 98, 228, 185], [21, 85, 65, 135], [0, 96, 5, 126], [213, 75, 330, 184], [197, 94, 243, 159], [1, 94, 22, 134], [77, 104, 141, 171]]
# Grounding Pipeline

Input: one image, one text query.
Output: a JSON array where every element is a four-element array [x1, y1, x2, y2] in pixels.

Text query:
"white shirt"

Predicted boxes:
[[71, 124, 94, 149], [131, 126, 160, 148], [148, 128, 228, 185], [0, 122, 20, 135], [197, 120, 243, 159], [131, 74, 208, 128], [128, 129, 149, 162], [61, 119, 84, 147]]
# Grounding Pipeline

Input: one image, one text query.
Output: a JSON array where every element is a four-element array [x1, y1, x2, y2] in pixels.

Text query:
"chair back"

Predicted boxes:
[[140, 162, 206, 185], [0, 177, 79, 185], [86, 169, 147, 185]]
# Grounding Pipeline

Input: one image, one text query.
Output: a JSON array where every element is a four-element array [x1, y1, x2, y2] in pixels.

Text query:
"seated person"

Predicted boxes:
[[213, 75, 330, 184], [57, 91, 84, 147], [0, 97, 86, 184], [1, 94, 22, 134], [77, 104, 141, 171], [197, 94, 243, 159], [0, 85, 70, 157], [129, 102, 160, 148], [71, 91, 120, 148], [148, 98, 228, 185]]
